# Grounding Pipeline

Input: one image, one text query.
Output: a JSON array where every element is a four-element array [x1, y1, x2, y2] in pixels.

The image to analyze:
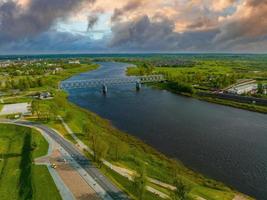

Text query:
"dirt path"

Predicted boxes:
[[233, 195, 250, 200]]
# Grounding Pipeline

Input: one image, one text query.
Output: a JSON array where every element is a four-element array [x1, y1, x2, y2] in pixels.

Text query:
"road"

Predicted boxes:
[[10, 120, 129, 200]]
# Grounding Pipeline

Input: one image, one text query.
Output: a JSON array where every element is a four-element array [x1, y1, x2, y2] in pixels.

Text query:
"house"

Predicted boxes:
[[68, 60, 80, 64], [264, 85, 267, 95], [52, 67, 63, 74], [227, 83, 258, 95], [39, 92, 53, 100]]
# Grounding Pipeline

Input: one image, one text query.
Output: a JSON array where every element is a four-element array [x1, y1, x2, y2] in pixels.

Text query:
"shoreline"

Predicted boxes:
[[150, 82, 267, 114], [56, 64, 254, 200]]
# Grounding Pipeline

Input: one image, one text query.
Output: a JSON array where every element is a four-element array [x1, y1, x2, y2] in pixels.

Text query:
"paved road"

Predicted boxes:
[[13, 120, 129, 200]]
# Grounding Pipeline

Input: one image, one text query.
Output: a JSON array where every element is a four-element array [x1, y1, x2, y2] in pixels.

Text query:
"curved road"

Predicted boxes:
[[2, 120, 128, 200]]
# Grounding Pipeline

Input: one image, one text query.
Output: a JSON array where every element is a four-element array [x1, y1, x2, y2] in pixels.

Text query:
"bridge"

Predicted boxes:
[[60, 75, 165, 92]]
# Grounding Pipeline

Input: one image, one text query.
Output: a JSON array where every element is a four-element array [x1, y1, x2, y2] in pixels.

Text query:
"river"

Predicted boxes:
[[65, 62, 267, 199]]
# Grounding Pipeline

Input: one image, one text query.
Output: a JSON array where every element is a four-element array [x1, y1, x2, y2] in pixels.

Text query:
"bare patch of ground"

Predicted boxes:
[[233, 195, 251, 200]]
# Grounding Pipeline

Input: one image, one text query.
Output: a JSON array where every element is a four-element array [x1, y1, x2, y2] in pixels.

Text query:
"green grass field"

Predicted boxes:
[[0, 124, 61, 200]]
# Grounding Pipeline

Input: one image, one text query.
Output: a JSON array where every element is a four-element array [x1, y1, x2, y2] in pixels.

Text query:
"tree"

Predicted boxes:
[[82, 122, 93, 144], [172, 179, 187, 200], [54, 93, 68, 109], [258, 83, 264, 94], [31, 100, 40, 119], [133, 164, 147, 200], [111, 140, 129, 161], [64, 111, 74, 122], [82, 122, 91, 133], [49, 103, 59, 120], [94, 139, 109, 166], [89, 133, 109, 165]]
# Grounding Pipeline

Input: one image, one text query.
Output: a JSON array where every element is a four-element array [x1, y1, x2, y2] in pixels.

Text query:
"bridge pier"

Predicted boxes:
[[136, 81, 141, 91], [102, 84, 108, 94]]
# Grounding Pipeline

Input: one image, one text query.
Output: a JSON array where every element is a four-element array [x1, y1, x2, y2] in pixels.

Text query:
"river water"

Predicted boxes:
[[65, 62, 267, 199]]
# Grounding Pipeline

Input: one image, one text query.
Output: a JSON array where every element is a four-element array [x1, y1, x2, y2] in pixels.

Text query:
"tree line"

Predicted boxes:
[[1, 77, 44, 91]]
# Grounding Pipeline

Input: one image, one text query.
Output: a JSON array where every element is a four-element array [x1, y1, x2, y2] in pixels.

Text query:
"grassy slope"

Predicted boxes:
[[44, 94, 246, 200], [0, 124, 61, 200]]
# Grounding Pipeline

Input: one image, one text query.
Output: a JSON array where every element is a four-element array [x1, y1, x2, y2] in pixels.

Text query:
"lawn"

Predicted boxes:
[[0, 124, 61, 200]]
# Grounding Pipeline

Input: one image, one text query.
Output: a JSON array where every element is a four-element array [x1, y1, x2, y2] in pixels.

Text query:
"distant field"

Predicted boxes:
[[0, 124, 61, 200]]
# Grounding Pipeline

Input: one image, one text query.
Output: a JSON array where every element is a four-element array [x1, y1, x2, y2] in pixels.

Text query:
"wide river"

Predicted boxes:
[[66, 62, 267, 199]]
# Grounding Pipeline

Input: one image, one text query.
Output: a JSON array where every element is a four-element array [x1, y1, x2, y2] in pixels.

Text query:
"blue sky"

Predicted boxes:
[[0, 0, 266, 54]]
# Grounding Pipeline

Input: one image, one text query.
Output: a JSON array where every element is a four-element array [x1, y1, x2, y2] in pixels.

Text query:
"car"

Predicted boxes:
[[51, 163, 57, 169]]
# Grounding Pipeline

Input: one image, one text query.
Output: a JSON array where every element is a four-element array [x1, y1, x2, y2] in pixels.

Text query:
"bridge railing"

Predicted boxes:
[[60, 75, 165, 90]]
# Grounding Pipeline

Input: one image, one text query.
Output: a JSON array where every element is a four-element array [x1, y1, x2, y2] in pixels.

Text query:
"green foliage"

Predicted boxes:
[[165, 81, 194, 94], [64, 110, 74, 122], [258, 82, 264, 94], [172, 179, 187, 200], [0, 124, 60, 200], [133, 164, 147, 200]]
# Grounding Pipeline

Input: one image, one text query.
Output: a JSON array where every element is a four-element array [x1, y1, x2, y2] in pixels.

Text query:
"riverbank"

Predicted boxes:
[[0, 61, 254, 200], [127, 66, 267, 114], [44, 91, 253, 200], [151, 82, 267, 114]]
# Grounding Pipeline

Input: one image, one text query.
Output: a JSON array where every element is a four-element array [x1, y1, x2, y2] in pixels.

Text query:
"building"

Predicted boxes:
[[68, 60, 80, 64], [264, 85, 267, 95], [227, 83, 258, 95], [39, 92, 53, 100], [0, 61, 10, 68]]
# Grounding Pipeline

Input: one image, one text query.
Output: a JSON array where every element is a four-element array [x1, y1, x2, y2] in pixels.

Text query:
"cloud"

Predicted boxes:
[[214, 0, 267, 44], [0, 0, 95, 44], [0, 31, 108, 54], [211, 0, 236, 12], [87, 14, 99, 31], [0, 0, 267, 52], [110, 15, 218, 51], [111, 0, 143, 22]]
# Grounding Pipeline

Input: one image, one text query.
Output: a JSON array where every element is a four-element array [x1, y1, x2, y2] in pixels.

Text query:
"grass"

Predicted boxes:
[[0, 124, 61, 200], [32, 166, 61, 200], [189, 186, 235, 200], [126, 60, 267, 114], [101, 165, 164, 200], [37, 91, 244, 200]]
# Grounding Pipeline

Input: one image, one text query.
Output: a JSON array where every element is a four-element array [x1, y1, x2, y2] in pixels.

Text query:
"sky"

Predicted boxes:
[[0, 0, 266, 54]]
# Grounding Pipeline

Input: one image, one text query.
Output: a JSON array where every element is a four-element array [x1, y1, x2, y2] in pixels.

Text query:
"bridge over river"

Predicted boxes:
[[60, 75, 165, 93]]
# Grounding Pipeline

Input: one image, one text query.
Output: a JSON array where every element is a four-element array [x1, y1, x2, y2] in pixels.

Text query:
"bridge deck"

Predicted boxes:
[[60, 75, 165, 89]]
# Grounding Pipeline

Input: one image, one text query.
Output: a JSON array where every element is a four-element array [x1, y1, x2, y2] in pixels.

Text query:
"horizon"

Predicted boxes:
[[1, 52, 267, 57]]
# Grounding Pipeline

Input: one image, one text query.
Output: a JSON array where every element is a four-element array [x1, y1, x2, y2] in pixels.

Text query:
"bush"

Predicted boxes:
[[167, 81, 194, 94]]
